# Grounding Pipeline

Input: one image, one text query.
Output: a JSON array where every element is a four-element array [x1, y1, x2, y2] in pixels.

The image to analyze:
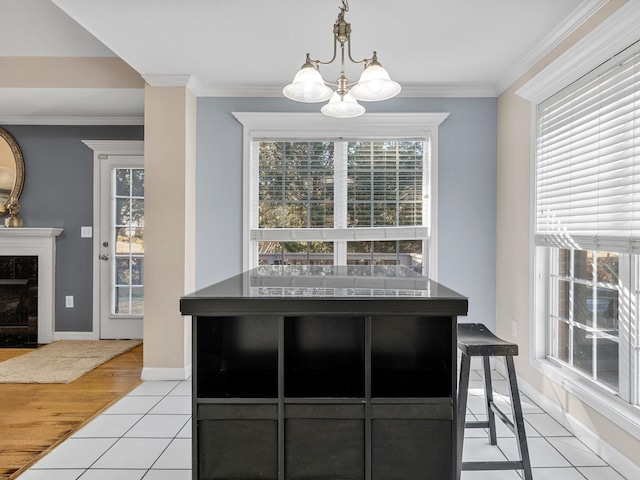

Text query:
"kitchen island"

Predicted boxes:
[[180, 265, 468, 480]]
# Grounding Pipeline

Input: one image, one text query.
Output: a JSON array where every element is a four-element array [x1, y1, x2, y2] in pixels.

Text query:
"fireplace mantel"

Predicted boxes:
[[0, 227, 63, 343]]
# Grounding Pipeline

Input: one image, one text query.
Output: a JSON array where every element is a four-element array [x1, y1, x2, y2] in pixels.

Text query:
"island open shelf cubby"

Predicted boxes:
[[181, 265, 468, 480]]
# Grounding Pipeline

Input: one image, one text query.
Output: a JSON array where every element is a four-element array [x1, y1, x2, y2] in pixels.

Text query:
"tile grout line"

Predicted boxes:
[[78, 388, 168, 474], [81, 381, 191, 474], [20, 376, 627, 479]]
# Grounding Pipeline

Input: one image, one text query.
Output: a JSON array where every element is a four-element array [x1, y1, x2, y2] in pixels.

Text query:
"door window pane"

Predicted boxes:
[[116, 258, 131, 285], [131, 199, 145, 226], [130, 287, 144, 315], [131, 258, 144, 286], [115, 287, 131, 314], [115, 169, 131, 196], [115, 227, 131, 254], [115, 286, 144, 316], [131, 169, 144, 197], [131, 227, 144, 254], [116, 198, 130, 225]]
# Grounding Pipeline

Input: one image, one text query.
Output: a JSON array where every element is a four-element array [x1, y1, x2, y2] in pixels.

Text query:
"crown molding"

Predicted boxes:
[[142, 74, 203, 94], [516, 0, 640, 103], [142, 74, 191, 86], [0, 116, 144, 126], [399, 85, 497, 98], [495, 0, 607, 95], [198, 84, 496, 98], [147, 73, 497, 98]]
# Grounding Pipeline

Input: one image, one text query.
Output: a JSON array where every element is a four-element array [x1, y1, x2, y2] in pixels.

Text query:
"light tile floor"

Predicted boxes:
[[17, 369, 630, 479]]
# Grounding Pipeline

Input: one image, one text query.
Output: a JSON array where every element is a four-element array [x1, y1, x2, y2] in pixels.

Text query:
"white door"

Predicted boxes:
[[99, 155, 144, 339]]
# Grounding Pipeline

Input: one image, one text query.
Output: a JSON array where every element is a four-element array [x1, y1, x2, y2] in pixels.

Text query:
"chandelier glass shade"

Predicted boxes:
[[349, 61, 400, 101], [283, 1, 400, 118], [282, 63, 333, 103], [321, 92, 366, 118]]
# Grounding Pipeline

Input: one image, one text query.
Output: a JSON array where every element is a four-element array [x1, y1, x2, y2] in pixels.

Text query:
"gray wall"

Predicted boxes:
[[1, 125, 144, 332], [196, 97, 497, 328]]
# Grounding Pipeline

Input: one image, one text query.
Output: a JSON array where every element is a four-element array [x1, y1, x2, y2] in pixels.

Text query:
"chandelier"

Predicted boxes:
[[283, 0, 401, 118]]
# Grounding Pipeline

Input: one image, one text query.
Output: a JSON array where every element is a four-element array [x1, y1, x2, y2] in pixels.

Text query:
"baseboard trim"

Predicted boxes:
[[53, 331, 99, 341], [141, 365, 192, 381], [516, 373, 640, 480]]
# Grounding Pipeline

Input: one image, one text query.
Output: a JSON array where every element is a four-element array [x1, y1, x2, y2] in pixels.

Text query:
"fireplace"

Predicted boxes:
[[0, 256, 38, 347], [0, 228, 63, 345]]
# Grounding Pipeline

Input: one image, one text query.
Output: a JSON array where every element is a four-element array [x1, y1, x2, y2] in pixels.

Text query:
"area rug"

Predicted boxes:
[[0, 340, 141, 384]]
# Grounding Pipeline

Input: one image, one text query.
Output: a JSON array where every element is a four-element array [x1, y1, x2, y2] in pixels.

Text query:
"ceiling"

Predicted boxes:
[[0, 0, 600, 124]]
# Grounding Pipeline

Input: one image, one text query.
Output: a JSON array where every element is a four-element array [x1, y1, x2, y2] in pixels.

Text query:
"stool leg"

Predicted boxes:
[[457, 352, 471, 480], [482, 356, 497, 445], [505, 356, 533, 480]]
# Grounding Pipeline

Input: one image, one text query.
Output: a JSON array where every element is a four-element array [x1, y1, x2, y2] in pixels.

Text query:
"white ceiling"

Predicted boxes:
[[1, 0, 598, 123]]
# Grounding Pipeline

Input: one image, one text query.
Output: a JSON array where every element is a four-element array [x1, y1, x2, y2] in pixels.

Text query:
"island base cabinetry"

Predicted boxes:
[[371, 404, 452, 480], [197, 404, 278, 480], [192, 313, 457, 480], [285, 404, 365, 480]]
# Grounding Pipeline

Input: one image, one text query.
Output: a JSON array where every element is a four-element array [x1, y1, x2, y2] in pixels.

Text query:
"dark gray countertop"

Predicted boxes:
[[180, 265, 468, 317]]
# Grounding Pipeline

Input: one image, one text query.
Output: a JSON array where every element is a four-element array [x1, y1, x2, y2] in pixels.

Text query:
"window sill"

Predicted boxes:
[[531, 357, 640, 441]]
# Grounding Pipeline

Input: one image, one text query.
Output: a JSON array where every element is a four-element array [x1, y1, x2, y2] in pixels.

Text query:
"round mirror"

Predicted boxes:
[[0, 128, 25, 217]]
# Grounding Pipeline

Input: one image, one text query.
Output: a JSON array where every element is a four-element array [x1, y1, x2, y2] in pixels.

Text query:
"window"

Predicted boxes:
[[534, 42, 640, 403], [549, 249, 622, 392], [255, 139, 427, 268], [234, 113, 449, 276], [113, 167, 144, 315]]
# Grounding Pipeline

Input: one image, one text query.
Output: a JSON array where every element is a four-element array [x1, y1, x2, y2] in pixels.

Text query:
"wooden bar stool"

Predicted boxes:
[[456, 323, 532, 480]]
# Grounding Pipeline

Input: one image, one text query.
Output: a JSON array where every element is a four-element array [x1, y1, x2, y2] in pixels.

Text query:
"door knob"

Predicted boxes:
[[99, 254, 109, 261]]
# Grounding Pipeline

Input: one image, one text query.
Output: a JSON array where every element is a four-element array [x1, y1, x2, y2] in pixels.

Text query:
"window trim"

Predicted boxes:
[[515, 0, 640, 105], [536, 249, 640, 443], [516, 0, 640, 441], [233, 112, 449, 276]]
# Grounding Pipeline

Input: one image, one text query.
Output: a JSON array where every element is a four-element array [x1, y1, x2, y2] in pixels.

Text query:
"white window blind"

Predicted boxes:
[[347, 141, 424, 228], [258, 141, 335, 229], [254, 139, 428, 238], [536, 42, 640, 253]]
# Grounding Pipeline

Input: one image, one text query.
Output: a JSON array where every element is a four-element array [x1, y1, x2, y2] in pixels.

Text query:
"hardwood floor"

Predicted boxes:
[[0, 344, 143, 479]]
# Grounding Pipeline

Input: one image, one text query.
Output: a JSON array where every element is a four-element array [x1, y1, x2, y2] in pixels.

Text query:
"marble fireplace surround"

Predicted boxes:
[[0, 228, 63, 343]]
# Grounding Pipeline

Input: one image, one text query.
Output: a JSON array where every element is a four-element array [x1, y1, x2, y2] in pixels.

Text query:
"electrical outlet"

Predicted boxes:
[[65, 296, 74, 308], [511, 320, 517, 338]]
